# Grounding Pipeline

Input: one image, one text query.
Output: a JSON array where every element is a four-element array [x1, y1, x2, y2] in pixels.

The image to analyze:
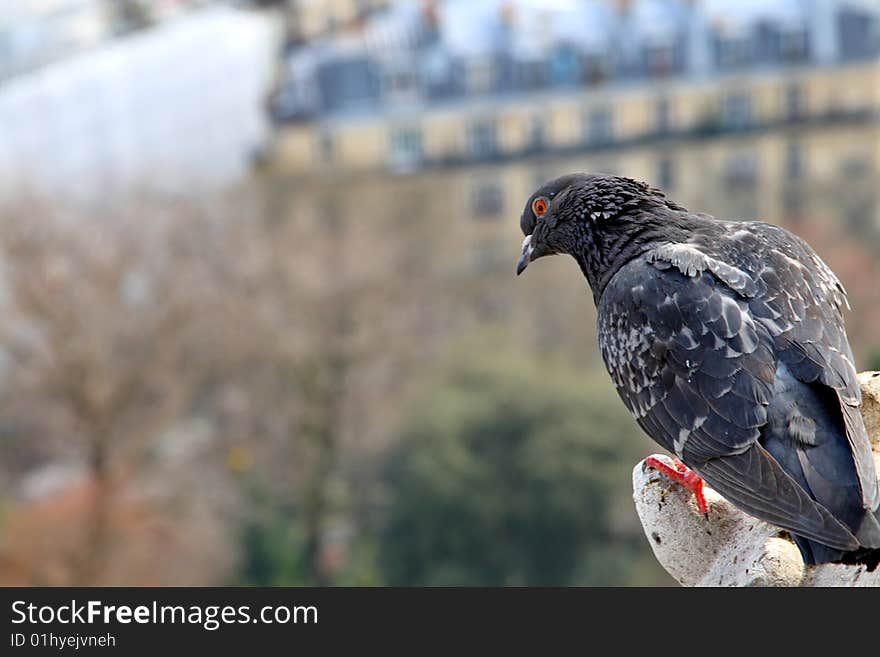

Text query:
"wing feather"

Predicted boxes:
[[598, 257, 773, 464], [746, 229, 879, 509], [698, 445, 858, 550]]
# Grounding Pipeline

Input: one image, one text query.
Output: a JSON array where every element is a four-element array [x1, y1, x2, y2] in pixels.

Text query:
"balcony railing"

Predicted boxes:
[[391, 107, 879, 174]]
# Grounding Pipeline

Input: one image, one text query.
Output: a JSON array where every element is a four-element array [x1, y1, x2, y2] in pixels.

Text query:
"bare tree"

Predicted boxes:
[[0, 197, 237, 584]]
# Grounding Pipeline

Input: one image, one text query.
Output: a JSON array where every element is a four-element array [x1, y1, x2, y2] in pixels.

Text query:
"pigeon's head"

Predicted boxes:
[[516, 173, 683, 294]]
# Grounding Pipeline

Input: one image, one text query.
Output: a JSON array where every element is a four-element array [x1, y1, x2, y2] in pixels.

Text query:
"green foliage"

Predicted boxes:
[[233, 480, 310, 586], [233, 477, 385, 586], [378, 334, 670, 586]]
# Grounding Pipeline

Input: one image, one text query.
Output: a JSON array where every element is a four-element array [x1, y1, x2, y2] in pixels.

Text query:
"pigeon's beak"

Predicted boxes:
[[516, 234, 534, 276]]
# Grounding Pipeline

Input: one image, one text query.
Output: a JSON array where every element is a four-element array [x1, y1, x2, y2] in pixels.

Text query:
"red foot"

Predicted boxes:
[[645, 456, 709, 518]]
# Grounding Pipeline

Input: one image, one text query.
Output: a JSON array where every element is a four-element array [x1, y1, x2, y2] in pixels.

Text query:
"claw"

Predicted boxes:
[[645, 456, 709, 519]]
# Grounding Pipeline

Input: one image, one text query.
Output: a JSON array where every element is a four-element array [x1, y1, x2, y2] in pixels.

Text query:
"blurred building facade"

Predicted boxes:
[[267, 0, 880, 259], [0, 4, 281, 200]]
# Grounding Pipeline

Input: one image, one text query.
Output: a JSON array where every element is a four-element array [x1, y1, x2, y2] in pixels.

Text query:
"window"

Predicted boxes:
[[784, 84, 804, 122], [470, 238, 508, 277], [780, 29, 808, 62], [388, 70, 415, 94], [646, 44, 675, 76], [717, 35, 751, 68], [785, 142, 803, 181], [655, 97, 672, 134], [583, 55, 608, 85], [527, 116, 545, 152], [583, 107, 614, 146], [388, 127, 422, 172], [840, 154, 871, 179], [657, 157, 675, 191], [465, 58, 495, 95], [322, 58, 380, 110], [384, 62, 420, 104], [471, 181, 504, 218], [319, 131, 335, 163], [722, 92, 752, 131], [782, 187, 804, 217], [839, 9, 880, 60], [550, 45, 579, 86], [319, 198, 342, 232], [467, 120, 497, 160], [518, 60, 546, 90], [723, 152, 759, 188]]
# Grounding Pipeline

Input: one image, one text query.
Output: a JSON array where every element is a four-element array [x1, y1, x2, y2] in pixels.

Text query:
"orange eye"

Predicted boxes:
[[532, 197, 548, 217]]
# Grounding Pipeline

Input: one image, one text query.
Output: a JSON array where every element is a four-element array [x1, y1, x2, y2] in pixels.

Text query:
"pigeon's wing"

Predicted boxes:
[[598, 256, 859, 549], [742, 226, 879, 510], [598, 255, 775, 463]]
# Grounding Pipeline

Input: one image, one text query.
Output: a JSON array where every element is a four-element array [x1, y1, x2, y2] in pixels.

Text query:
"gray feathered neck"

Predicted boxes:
[[561, 177, 692, 303]]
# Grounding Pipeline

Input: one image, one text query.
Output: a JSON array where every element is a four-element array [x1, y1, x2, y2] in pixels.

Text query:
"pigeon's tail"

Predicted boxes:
[[838, 547, 880, 572], [759, 364, 880, 572], [794, 537, 880, 571], [793, 507, 880, 572]]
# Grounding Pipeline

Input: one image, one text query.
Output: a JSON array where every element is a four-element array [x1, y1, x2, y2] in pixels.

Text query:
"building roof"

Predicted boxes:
[[274, 0, 880, 122]]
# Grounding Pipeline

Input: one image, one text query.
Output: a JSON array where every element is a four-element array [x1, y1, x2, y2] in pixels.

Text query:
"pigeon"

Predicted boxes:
[[515, 172, 880, 569]]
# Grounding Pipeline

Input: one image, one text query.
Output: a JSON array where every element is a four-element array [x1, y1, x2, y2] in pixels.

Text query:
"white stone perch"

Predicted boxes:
[[633, 371, 880, 587]]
